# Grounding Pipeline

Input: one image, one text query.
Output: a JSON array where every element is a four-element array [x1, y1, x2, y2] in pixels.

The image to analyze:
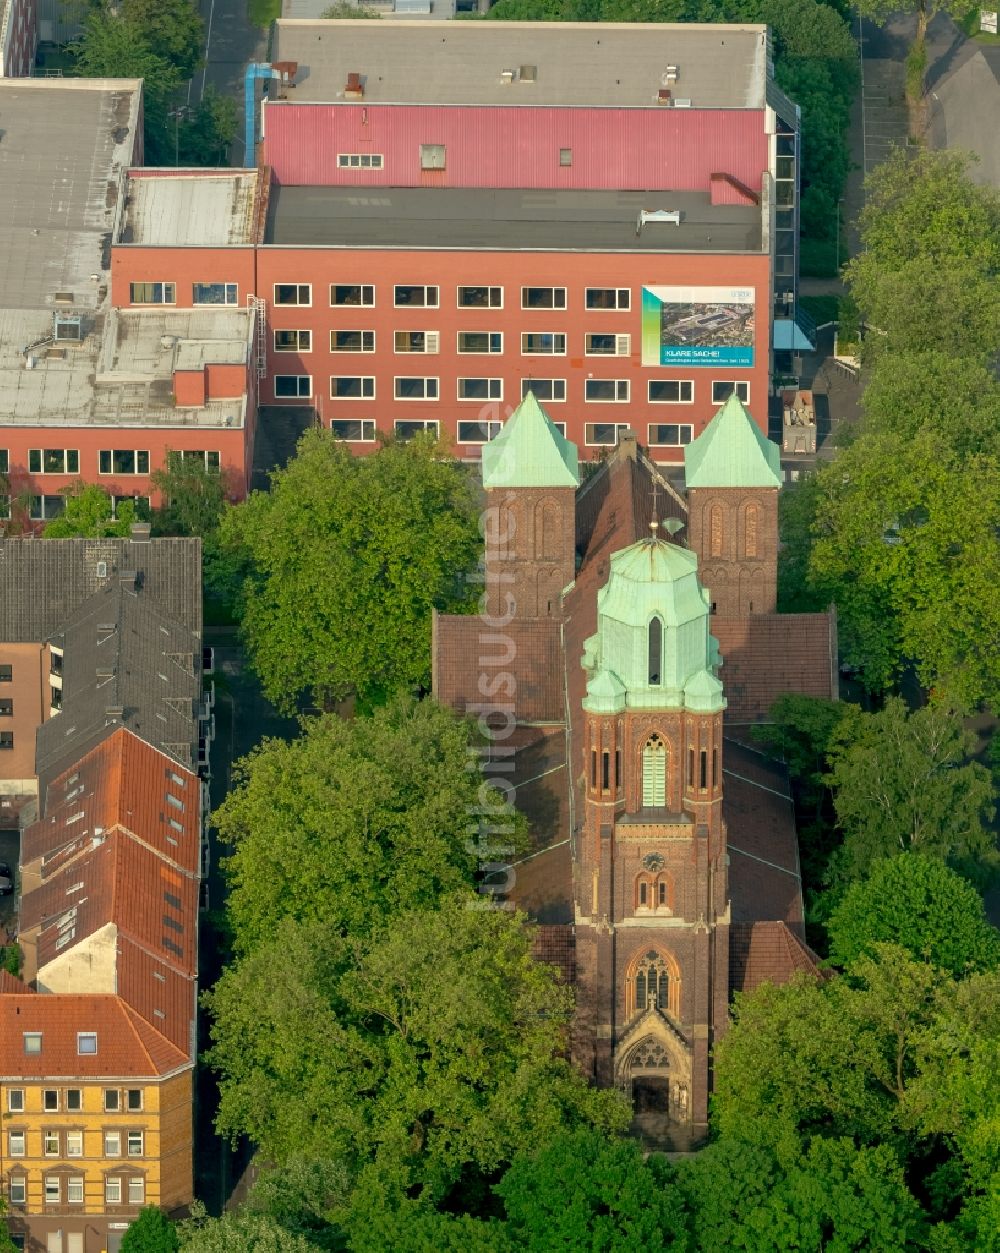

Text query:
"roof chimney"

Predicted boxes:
[[130, 522, 151, 544], [345, 71, 364, 99]]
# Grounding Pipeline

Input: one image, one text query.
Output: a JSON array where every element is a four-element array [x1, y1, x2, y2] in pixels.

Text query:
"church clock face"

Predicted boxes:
[[643, 852, 665, 872]]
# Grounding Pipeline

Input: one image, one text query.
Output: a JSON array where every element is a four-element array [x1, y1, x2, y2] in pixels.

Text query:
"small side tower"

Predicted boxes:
[[481, 391, 579, 622], [683, 394, 782, 619]]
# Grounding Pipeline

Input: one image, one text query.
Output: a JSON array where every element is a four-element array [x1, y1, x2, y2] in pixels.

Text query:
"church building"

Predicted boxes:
[[433, 394, 837, 1146]]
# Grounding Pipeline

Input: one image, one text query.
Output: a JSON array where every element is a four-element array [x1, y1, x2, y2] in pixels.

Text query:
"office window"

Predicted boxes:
[[585, 333, 630, 356], [174, 450, 221, 471], [112, 494, 150, 520], [67, 1177, 85, 1203], [104, 1130, 121, 1156], [0, 699, 11, 717], [29, 496, 66, 521], [8, 1131, 26, 1156], [586, 287, 630, 310], [520, 379, 566, 403], [192, 283, 237, 305], [66, 1089, 83, 1111], [585, 423, 629, 447], [559, 147, 572, 166], [66, 1130, 84, 1157], [337, 152, 383, 168], [44, 1130, 60, 1156], [457, 378, 502, 401], [7, 1088, 24, 1112], [648, 379, 694, 404], [0, 731, 13, 750], [106, 1177, 122, 1204], [394, 331, 439, 354], [24, 1032, 42, 1054], [45, 1177, 61, 1204], [522, 287, 566, 309], [274, 375, 312, 398], [712, 380, 750, 404], [330, 419, 376, 442], [129, 282, 175, 305], [457, 420, 503, 444], [394, 285, 439, 308], [420, 143, 446, 170], [273, 284, 311, 306], [126, 1090, 144, 1112], [127, 1130, 144, 1157], [394, 377, 439, 400], [330, 284, 374, 307], [331, 376, 375, 399], [43, 1090, 59, 1111], [129, 1177, 146, 1204], [330, 330, 375, 353], [457, 286, 502, 308], [166, 793, 184, 812], [585, 379, 629, 403], [104, 1089, 120, 1112], [77, 1032, 98, 1055], [273, 330, 312, 353], [521, 332, 566, 355], [648, 423, 694, 447], [98, 450, 150, 475], [0, 449, 8, 472], [8, 1177, 25, 1205], [394, 420, 439, 441], [457, 331, 502, 354], [29, 449, 80, 474]]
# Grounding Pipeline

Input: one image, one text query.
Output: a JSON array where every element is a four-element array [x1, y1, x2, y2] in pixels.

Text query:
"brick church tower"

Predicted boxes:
[[480, 390, 579, 622], [684, 394, 782, 618], [575, 528, 730, 1148]]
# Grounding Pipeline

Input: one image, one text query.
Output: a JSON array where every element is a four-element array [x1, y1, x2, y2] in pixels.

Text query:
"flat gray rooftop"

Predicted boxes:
[[274, 19, 768, 109], [0, 80, 141, 311], [263, 186, 763, 253], [121, 172, 260, 246]]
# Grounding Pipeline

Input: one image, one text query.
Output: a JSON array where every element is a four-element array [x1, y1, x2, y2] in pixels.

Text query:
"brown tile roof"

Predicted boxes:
[[713, 612, 838, 723], [0, 992, 190, 1079], [513, 840, 574, 925], [433, 615, 565, 723], [532, 923, 576, 984], [729, 921, 823, 998], [0, 971, 33, 994]]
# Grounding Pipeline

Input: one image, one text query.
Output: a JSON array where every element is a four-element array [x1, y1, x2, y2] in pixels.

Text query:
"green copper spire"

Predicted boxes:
[[481, 390, 579, 489], [683, 393, 782, 490]]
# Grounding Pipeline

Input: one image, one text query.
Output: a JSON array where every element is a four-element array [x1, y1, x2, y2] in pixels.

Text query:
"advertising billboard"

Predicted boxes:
[[641, 285, 755, 368]]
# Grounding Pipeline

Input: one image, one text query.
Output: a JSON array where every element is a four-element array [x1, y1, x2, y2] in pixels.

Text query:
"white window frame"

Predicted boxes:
[[273, 283, 312, 307], [394, 331, 440, 355], [104, 1130, 122, 1156], [647, 422, 694, 447], [67, 1176, 85, 1204], [648, 379, 695, 404], [175, 450, 221, 471], [77, 1031, 98, 1055], [66, 1129, 84, 1157], [273, 375, 313, 399], [457, 378, 503, 401], [103, 1089, 120, 1113], [337, 153, 384, 169], [584, 333, 631, 357], [273, 329, 312, 353], [44, 1176, 61, 1204], [126, 1089, 143, 1112], [330, 419, 377, 443], [585, 422, 631, 447], [44, 1130, 60, 1156], [8, 1131, 26, 1157], [129, 282, 175, 305], [8, 1177, 26, 1205], [420, 143, 446, 170], [7, 1089, 24, 1112], [105, 1176, 122, 1204], [29, 450, 80, 475], [330, 376, 376, 400], [330, 330, 375, 353], [98, 450, 150, 476], [521, 286, 567, 310], [393, 285, 439, 309], [585, 379, 630, 403], [520, 379, 567, 403], [457, 420, 504, 444], [457, 331, 503, 354], [192, 282, 237, 305], [394, 419, 440, 440], [521, 332, 566, 356], [585, 287, 631, 310], [457, 286, 503, 309], [711, 380, 750, 404], [128, 1177, 146, 1205], [393, 376, 439, 401], [127, 1129, 144, 1157], [330, 284, 375, 307]]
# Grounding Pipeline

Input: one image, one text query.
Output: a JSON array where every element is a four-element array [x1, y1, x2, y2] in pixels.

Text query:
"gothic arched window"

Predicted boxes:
[[642, 735, 667, 808], [710, 503, 724, 557], [744, 503, 759, 558], [647, 615, 662, 686], [635, 951, 670, 1012]]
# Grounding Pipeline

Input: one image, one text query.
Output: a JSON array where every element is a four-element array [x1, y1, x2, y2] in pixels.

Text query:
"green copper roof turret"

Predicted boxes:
[[683, 393, 782, 489], [481, 390, 579, 489]]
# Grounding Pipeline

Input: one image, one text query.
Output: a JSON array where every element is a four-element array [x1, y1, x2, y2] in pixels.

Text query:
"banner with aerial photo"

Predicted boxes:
[[641, 285, 755, 368]]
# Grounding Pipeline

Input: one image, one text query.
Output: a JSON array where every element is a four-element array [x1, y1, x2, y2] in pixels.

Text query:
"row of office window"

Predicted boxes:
[[273, 284, 633, 309], [327, 418, 696, 448], [1, 496, 149, 525], [274, 329, 633, 356], [5, 1173, 145, 1207], [277, 376, 750, 406], [334, 145, 581, 171], [7, 1127, 145, 1158], [7, 1086, 143, 1111], [20, 450, 221, 476], [129, 282, 237, 305]]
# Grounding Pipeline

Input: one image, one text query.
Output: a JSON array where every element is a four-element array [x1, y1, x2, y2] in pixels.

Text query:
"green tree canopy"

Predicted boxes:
[[42, 483, 139, 538], [205, 899, 626, 1201], [72, 12, 181, 110], [214, 695, 522, 952], [120, 0, 203, 79], [178, 1208, 319, 1251], [825, 698, 995, 879], [220, 431, 480, 712], [121, 1206, 180, 1252], [496, 1128, 687, 1250], [827, 856, 1000, 976], [151, 452, 230, 538]]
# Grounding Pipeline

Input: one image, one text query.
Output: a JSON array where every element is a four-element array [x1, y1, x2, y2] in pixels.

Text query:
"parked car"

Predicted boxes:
[[0, 862, 13, 895]]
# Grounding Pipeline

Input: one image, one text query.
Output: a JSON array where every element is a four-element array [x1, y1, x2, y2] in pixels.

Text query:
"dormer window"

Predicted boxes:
[[648, 615, 662, 686], [77, 1032, 97, 1055]]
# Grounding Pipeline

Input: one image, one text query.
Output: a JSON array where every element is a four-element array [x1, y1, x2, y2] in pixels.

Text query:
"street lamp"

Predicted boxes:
[[168, 106, 189, 167], [835, 196, 845, 270]]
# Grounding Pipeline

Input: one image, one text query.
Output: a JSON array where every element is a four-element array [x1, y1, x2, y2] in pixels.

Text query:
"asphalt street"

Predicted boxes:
[[189, 0, 267, 164]]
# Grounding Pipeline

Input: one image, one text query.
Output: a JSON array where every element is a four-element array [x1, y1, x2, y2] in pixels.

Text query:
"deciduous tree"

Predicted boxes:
[[121, 1206, 180, 1252], [120, 0, 203, 79], [42, 483, 139, 538]]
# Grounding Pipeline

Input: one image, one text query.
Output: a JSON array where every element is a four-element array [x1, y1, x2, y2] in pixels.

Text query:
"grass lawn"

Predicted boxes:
[[249, 0, 282, 27], [959, 6, 1000, 44]]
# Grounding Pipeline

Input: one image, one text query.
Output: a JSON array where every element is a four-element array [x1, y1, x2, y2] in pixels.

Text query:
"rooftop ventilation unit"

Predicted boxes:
[[54, 291, 74, 304], [664, 65, 679, 83], [345, 71, 364, 99], [636, 209, 682, 235], [53, 312, 83, 342], [520, 64, 537, 82], [657, 88, 671, 104], [500, 68, 515, 84]]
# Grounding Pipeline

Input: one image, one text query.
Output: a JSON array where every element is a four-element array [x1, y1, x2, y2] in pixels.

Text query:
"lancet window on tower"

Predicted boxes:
[[647, 615, 663, 686], [635, 951, 670, 1011], [642, 734, 667, 808]]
